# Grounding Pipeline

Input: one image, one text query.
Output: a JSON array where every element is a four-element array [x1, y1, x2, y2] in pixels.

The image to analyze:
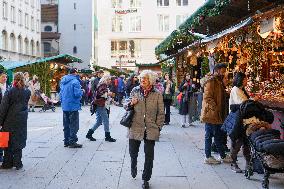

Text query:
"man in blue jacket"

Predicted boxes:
[[60, 68, 83, 148], [117, 74, 125, 107]]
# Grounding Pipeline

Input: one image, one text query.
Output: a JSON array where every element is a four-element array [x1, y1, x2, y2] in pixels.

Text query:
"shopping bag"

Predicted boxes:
[[0, 132, 9, 148]]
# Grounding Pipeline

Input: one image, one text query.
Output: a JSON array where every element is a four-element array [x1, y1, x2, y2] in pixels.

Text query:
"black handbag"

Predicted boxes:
[[120, 109, 134, 128]]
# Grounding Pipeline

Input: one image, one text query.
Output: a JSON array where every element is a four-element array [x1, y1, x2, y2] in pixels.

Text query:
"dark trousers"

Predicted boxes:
[[129, 139, 155, 181], [3, 147, 22, 167], [118, 92, 124, 105], [205, 123, 225, 158], [63, 111, 79, 145], [230, 138, 251, 165], [0, 148, 3, 157], [163, 99, 172, 123]]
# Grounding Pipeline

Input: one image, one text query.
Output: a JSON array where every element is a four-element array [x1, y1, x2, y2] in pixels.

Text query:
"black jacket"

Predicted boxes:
[[0, 87, 31, 149]]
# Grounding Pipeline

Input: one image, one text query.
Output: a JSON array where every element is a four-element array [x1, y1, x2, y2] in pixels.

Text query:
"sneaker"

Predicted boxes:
[[220, 155, 233, 163], [68, 143, 83, 148], [204, 156, 221, 165], [142, 180, 149, 189], [231, 163, 242, 173]]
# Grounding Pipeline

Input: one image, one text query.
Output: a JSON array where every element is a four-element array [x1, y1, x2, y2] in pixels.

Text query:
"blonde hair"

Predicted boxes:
[[14, 72, 25, 88], [139, 70, 157, 85]]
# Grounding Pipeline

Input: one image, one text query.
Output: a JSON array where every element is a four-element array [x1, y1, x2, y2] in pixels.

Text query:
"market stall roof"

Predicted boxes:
[[202, 17, 253, 43], [155, 29, 202, 56], [135, 63, 161, 67], [178, 0, 280, 36], [32, 54, 82, 64], [0, 54, 82, 70]]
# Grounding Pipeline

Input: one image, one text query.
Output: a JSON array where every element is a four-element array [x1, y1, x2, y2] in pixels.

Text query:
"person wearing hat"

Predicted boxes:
[[201, 63, 233, 165], [59, 68, 83, 148], [0, 69, 7, 163], [28, 75, 41, 112]]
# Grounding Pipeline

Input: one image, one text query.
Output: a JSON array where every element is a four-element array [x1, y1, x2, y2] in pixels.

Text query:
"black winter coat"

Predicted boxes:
[[0, 87, 31, 149]]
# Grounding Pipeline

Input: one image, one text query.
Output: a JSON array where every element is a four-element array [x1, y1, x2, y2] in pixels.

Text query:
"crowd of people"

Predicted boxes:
[[0, 63, 277, 189]]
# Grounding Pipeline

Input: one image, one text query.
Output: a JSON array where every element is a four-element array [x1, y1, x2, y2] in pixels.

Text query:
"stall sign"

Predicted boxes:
[[115, 9, 138, 15]]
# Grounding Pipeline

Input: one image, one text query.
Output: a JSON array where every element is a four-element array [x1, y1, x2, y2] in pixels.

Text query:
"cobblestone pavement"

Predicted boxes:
[[1, 105, 284, 189]]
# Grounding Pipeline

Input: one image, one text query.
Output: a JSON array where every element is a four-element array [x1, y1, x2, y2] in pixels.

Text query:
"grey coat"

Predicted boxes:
[[127, 86, 165, 141], [0, 87, 31, 149]]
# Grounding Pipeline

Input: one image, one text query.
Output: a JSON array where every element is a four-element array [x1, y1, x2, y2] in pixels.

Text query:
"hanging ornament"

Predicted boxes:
[[247, 0, 250, 12]]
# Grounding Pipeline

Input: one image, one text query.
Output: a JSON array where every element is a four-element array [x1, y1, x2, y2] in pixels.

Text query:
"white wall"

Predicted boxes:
[[94, 0, 204, 70], [58, 0, 92, 69], [0, 0, 41, 61]]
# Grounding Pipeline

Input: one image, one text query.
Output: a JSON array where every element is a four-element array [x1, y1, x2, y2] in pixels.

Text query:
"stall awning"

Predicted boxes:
[[0, 61, 32, 70], [0, 54, 82, 70], [202, 17, 253, 43], [32, 54, 82, 64]]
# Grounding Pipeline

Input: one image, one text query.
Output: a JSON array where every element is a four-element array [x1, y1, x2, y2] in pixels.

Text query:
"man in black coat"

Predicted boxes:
[[0, 70, 7, 163]]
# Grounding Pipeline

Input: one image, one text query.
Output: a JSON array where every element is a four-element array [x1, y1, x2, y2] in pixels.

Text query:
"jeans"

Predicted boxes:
[[129, 138, 155, 181], [163, 99, 172, 123], [91, 106, 109, 132], [63, 111, 79, 145], [205, 123, 225, 158], [118, 92, 124, 105]]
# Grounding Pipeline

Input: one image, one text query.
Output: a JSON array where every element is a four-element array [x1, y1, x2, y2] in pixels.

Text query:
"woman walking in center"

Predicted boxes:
[[0, 72, 31, 170], [126, 70, 165, 189], [86, 75, 116, 142]]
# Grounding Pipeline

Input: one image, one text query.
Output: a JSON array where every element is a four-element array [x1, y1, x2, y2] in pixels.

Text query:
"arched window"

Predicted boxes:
[[10, 33, 16, 52], [2, 30, 8, 50], [18, 35, 22, 54], [73, 46, 77, 54], [44, 25, 52, 32], [24, 38, 29, 55], [30, 40, 35, 56], [36, 41, 40, 56], [43, 42, 51, 52]]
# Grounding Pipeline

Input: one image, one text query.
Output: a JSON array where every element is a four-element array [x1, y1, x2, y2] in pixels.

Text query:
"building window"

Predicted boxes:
[[18, 10, 23, 26], [2, 31, 8, 50], [11, 6, 16, 23], [129, 40, 141, 58], [36, 19, 40, 32], [158, 14, 169, 32], [10, 33, 16, 52], [112, 15, 123, 32], [25, 13, 29, 29], [74, 3, 76, 9], [43, 42, 51, 52], [24, 38, 29, 54], [31, 0, 35, 7], [176, 0, 188, 6], [130, 0, 141, 8], [36, 41, 40, 56], [18, 36, 22, 54], [129, 16, 141, 32], [157, 0, 169, 7], [3, 2, 8, 19], [73, 46, 77, 54], [111, 0, 122, 8], [31, 16, 34, 31], [111, 40, 141, 58], [31, 40, 35, 56], [74, 24, 76, 30], [44, 25, 52, 32], [176, 14, 188, 28]]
